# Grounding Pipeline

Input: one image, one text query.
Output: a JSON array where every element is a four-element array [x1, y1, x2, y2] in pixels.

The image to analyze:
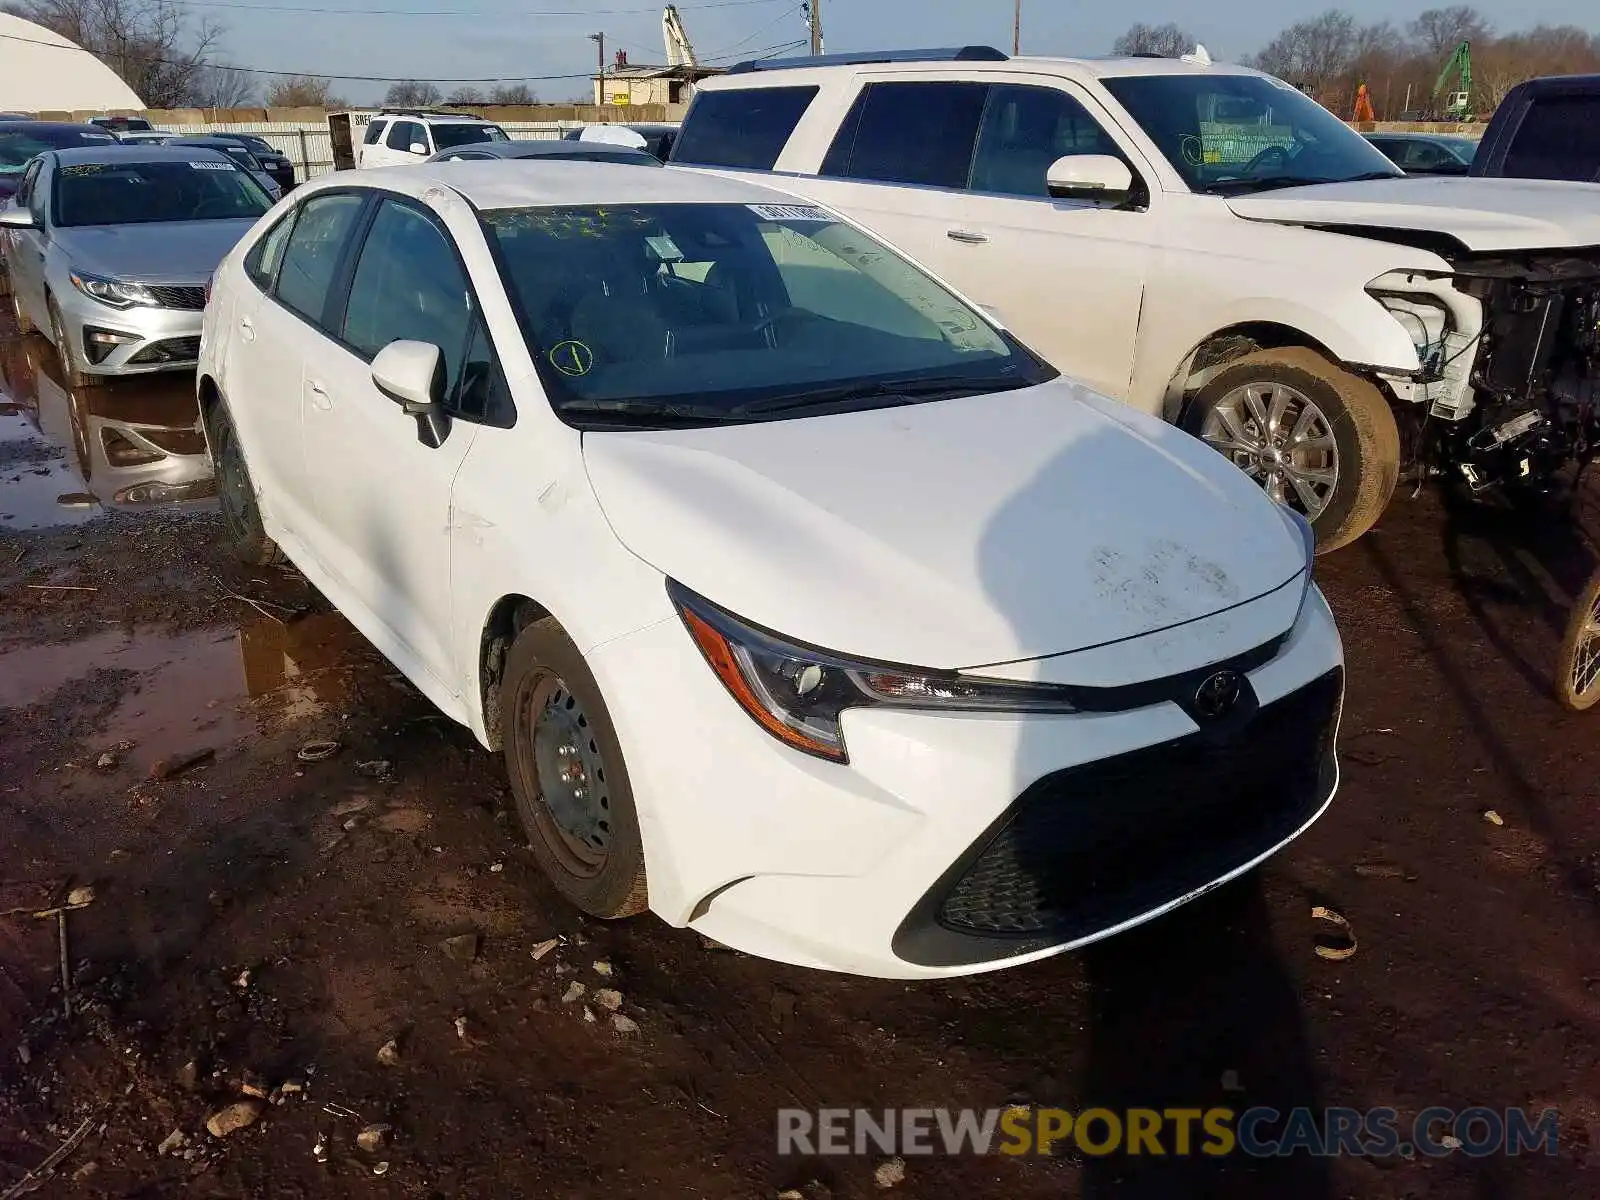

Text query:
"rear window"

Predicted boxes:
[[671, 86, 817, 170], [1502, 96, 1600, 183], [431, 123, 509, 150], [363, 119, 386, 145], [0, 128, 115, 176]]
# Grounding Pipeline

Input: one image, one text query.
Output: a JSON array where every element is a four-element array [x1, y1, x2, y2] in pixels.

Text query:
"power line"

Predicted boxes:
[[165, 0, 786, 16], [698, 1, 801, 61]]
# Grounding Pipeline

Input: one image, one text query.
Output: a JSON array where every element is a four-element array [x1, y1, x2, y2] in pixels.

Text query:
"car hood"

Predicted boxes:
[[52, 219, 257, 283], [1226, 177, 1600, 252], [582, 381, 1307, 670]]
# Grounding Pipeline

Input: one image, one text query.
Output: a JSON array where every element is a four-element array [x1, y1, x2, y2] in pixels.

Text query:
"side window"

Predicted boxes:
[[385, 121, 419, 151], [275, 192, 366, 325], [670, 86, 817, 169], [363, 119, 386, 146], [1370, 139, 1404, 166], [969, 85, 1121, 197], [1405, 141, 1447, 169], [15, 159, 41, 208], [821, 82, 988, 189], [1502, 97, 1600, 182], [341, 198, 475, 411], [456, 317, 514, 426], [244, 207, 298, 291], [27, 163, 47, 223]]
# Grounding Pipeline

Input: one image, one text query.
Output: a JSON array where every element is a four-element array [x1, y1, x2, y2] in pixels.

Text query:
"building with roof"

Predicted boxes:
[[0, 13, 144, 113]]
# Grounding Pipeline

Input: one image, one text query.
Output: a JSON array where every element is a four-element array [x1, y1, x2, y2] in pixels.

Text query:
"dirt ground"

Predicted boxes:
[[1, 315, 1597, 1200]]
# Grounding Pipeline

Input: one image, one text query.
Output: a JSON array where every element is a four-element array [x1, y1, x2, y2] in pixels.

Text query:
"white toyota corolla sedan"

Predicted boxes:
[[198, 163, 1344, 979]]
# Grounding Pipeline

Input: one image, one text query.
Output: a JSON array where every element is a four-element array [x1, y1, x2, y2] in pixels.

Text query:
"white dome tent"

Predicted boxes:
[[0, 13, 144, 113]]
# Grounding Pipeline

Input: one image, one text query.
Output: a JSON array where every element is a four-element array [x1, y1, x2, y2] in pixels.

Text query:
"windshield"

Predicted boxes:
[[0, 128, 116, 175], [433, 123, 509, 149], [483, 202, 1053, 427], [1102, 73, 1402, 194], [53, 159, 271, 227]]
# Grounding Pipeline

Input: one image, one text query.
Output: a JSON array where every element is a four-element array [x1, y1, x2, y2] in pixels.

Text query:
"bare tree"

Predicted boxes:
[[446, 86, 485, 104], [1111, 22, 1193, 58], [383, 79, 443, 107], [1408, 6, 1491, 59], [1250, 9, 1359, 100], [265, 74, 345, 108], [192, 63, 255, 108], [489, 83, 535, 104], [10, 0, 233, 107]]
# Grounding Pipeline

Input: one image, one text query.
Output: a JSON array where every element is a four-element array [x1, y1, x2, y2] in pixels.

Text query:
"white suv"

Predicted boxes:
[[197, 162, 1341, 978], [358, 110, 510, 168], [674, 47, 1600, 552]]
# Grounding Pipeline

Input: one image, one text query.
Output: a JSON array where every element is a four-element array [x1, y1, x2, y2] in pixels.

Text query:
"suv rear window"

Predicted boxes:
[[363, 119, 387, 145], [671, 86, 817, 170], [431, 123, 509, 150], [1502, 96, 1600, 183]]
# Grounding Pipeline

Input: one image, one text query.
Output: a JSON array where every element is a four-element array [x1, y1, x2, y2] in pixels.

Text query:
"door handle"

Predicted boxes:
[[947, 228, 988, 244], [307, 380, 331, 411], [238, 316, 254, 343]]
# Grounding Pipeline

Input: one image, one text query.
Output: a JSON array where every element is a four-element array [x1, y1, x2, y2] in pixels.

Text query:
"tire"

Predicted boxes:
[[47, 299, 93, 390], [1183, 347, 1401, 555], [209, 399, 284, 566], [502, 617, 648, 919], [1556, 570, 1600, 712]]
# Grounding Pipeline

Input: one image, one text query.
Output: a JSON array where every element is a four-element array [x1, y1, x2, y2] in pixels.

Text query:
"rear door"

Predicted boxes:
[[1497, 94, 1600, 183]]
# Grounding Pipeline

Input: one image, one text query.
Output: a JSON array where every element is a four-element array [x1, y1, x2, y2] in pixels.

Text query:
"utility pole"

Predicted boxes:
[[589, 31, 604, 104], [1012, 0, 1020, 54], [807, 0, 822, 56]]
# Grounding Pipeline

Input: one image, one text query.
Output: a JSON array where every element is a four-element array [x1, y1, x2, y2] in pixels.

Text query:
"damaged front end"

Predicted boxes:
[[1367, 250, 1600, 495]]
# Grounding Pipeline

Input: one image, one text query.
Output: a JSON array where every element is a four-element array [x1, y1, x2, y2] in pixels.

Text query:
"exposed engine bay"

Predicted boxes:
[[1409, 251, 1600, 497]]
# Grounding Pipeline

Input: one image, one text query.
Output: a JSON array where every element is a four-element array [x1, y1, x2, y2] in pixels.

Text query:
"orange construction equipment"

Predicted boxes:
[[1353, 83, 1376, 122]]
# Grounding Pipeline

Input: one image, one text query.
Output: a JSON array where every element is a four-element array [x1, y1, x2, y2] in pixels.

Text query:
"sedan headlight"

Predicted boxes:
[[670, 581, 1078, 763], [70, 269, 157, 309]]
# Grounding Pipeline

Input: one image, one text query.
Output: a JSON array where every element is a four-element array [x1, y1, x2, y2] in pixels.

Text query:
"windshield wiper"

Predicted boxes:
[[734, 374, 1027, 417], [1204, 171, 1400, 195], [559, 400, 749, 426]]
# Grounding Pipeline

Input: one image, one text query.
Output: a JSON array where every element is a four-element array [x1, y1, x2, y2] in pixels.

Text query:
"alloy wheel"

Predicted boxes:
[[1570, 593, 1600, 704], [1201, 381, 1340, 519]]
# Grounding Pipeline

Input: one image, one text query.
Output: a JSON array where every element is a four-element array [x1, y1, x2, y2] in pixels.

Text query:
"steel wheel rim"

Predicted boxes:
[[1202, 381, 1340, 520], [1571, 593, 1600, 701], [518, 674, 611, 877], [217, 430, 255, 545]]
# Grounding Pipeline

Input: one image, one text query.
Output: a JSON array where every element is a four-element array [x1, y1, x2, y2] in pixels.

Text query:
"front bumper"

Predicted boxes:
[[587, 585, 1344, 979], [55, 289, 204, 376]]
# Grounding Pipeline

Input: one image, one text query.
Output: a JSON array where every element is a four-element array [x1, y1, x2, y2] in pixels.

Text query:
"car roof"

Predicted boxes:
[[51, 144, 234, 164], [0, 120, 114, 135], [701, 53, 1265, 89], [375, 111, 499, 124], [323, 160, 811, 209]]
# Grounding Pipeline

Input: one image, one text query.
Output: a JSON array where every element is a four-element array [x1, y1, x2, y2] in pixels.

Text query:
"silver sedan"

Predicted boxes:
[[0, 145, 272, 383]]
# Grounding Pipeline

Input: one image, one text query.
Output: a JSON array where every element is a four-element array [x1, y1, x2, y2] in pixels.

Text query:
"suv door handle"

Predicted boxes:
[[238, 316, 254, 343], [307, 380, 331, 411], [947, 228, 988, 244]]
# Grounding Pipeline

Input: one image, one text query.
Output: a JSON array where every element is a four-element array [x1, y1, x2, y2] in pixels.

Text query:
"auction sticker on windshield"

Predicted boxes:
[[190, 161, 237, 171], [748, 203, 829, 222]]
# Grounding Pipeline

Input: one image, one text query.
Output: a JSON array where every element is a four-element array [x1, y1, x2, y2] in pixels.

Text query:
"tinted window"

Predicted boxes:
[[1368, 138, 1405, 166], [482, 202, 1048, 426], [432, 124, 506, 149], [53, 159, 270, 227], [456, 317, 514, 425], [822, 82, 987, 188], [970, 85, 1122, 196], [1503, 96, 1600, 182], [386, 121, 422, 151], [275, 192, 365, 324], [671, 86, 817, 169], [245, 208, 298, 291], [15, 159, 40, 207], [363, 119, 386, 145], [341, 199, 471, 403]]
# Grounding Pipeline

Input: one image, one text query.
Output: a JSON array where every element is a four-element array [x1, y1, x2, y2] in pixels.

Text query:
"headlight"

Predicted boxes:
[[1370, 291, 1450, 370], [669, 582, 1078, 763], [69, 270, 157, 309]]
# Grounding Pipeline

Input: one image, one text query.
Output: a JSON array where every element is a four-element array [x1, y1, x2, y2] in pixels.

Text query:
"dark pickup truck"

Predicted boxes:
[[1471, 74, 1600, 183]]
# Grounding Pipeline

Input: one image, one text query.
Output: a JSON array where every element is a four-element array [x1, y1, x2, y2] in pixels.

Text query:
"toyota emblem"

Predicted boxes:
[[1193, 669, 1243, 720]]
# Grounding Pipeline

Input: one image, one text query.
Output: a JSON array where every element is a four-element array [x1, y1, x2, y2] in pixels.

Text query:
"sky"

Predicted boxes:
[[186, 0, 1600, 104]]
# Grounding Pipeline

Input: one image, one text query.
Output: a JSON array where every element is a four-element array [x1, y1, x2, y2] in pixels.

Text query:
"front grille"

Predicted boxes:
[[145, 285, 207, 310], [895, 669, 1342, 966], [128, 336, 201, 365]]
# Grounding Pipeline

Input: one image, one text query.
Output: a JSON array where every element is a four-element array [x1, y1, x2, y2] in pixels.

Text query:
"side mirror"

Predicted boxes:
[[1046, 154, 1134, 203], [373, 340, 451, 447], [409, 142, 429, 156], [0, 206, 37, 228]]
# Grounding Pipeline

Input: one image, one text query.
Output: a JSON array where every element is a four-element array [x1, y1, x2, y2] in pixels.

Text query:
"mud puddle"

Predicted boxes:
[[0, 612, 377, 774], [0, 403, 99, 530]]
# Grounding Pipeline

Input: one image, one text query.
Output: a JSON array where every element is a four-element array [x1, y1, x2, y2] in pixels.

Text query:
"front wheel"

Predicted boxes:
[[1556, 570, 1600, 712], [502, 617, 648, 919], [209, 400, 283, 566], [48, 300, 92, 390], [1183, 348, 1400, 555]]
